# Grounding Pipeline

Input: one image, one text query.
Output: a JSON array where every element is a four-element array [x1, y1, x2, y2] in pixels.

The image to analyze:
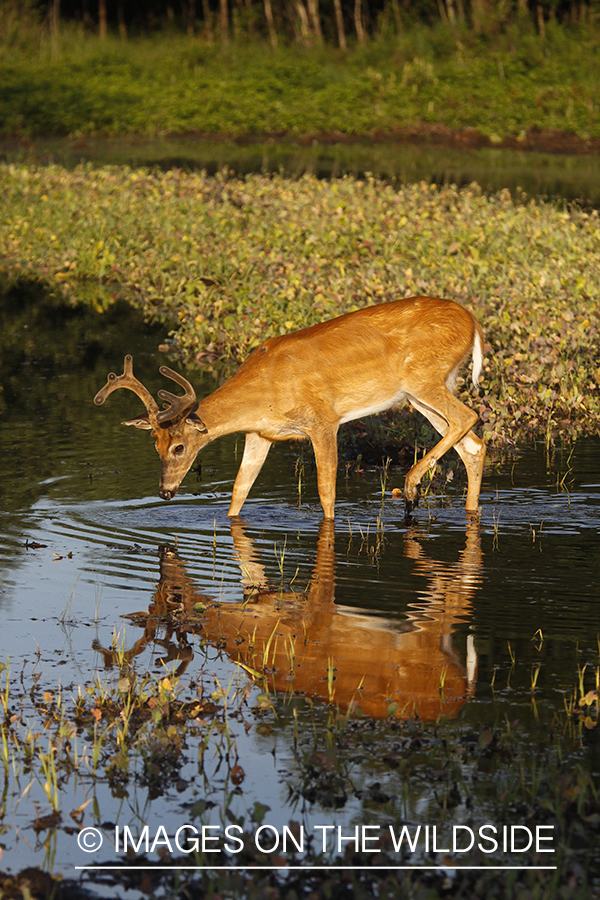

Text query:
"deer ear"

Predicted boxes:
[[186, 413, 208, 434], [122, 415, 154, 430]]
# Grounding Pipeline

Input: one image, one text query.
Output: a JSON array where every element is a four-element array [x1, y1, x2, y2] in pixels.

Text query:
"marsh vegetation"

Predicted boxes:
[[2, 164, 599, 452]]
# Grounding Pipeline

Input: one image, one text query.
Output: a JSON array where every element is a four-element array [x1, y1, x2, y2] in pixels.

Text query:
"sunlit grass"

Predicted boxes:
[[2, 164, 599, 450]]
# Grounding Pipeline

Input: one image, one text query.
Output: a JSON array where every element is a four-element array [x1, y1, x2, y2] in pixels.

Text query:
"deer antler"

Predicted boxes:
[[156, 366, 198, 426], [94, 355, 160, 424]]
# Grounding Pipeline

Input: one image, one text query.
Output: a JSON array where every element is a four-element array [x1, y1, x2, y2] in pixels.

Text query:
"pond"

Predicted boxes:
[[3, 134, 600, 207], [0, 285, 599, 897]]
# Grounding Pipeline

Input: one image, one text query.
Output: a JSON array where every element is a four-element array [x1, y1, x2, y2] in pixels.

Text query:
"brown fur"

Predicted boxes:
[[99, 297, 486, 517]]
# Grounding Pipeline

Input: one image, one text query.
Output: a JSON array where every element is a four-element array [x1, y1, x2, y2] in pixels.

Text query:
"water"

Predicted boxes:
[[3, 135, 600, 207], [1, 290, 599, 890]]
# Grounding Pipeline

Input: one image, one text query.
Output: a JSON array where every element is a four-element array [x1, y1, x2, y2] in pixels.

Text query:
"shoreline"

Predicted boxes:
[[3, 124, 600, 157]]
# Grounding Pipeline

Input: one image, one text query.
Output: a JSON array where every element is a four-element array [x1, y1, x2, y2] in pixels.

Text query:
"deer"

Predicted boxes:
[[94, 296, 486, 518]]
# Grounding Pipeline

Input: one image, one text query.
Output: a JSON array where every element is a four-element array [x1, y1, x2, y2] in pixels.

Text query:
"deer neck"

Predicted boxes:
[[195, 378, 263, 440]]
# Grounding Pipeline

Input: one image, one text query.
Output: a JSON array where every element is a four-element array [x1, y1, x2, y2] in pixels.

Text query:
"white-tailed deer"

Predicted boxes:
[[94, 296, 485, 517]]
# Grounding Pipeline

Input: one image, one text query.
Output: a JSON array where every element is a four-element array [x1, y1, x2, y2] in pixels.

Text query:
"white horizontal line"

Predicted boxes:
[[76, 865, 558, 871]]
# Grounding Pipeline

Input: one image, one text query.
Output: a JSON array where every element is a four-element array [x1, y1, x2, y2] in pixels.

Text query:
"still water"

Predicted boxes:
[[3, 135, 600, 207], [0, 291, 599, 886]]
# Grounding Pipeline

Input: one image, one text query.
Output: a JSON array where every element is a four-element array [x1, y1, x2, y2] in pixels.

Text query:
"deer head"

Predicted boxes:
[[94, 355, 208, 500]]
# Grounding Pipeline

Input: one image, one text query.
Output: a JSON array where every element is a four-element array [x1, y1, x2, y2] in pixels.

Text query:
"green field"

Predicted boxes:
[[1, 22, 599, 140]]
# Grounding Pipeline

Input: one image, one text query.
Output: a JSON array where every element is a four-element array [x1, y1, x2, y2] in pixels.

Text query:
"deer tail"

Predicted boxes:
[[471, 325, 484, 389]]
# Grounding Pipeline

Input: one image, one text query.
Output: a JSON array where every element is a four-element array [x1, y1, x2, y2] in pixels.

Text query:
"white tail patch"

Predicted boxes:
[[471, 330, 483, 388]]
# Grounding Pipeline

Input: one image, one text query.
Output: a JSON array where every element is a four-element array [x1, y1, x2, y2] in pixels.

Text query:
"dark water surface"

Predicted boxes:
[[3, 135, 600, 207], [0, 292, 599, 887]]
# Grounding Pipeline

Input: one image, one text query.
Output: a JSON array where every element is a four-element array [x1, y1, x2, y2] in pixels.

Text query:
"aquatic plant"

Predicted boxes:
[[1, 164, 599, 449]]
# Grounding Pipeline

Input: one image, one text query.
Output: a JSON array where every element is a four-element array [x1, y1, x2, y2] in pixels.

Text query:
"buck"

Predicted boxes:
[[94, 296, 485, 517]]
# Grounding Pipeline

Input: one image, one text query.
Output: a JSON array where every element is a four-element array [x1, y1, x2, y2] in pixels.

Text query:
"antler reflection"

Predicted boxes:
[[94, 521, 482, 719]]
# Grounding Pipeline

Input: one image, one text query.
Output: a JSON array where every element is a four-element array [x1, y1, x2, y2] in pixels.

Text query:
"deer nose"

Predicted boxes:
[[159, 488, 175, 501]]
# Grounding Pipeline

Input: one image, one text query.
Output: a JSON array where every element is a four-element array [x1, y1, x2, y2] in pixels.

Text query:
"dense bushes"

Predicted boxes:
[[1, 21, 599, 139]]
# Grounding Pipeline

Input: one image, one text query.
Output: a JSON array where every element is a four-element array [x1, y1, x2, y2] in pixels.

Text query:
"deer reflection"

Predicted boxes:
[[94, 520, 482, 719]]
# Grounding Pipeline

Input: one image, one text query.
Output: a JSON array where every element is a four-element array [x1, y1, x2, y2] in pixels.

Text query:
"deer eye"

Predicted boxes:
[[173, 444, 185, 456]]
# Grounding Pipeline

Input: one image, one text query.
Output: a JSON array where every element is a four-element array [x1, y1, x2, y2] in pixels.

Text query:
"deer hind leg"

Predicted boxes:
[[454, 431, 486, 512], [228, 432, 272, 517], [405, 390, 484, 513]]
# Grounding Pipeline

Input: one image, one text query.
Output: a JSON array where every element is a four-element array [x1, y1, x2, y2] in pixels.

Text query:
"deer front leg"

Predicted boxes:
[[228, 432, 272, 517], [310, 427, 339, 519]]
